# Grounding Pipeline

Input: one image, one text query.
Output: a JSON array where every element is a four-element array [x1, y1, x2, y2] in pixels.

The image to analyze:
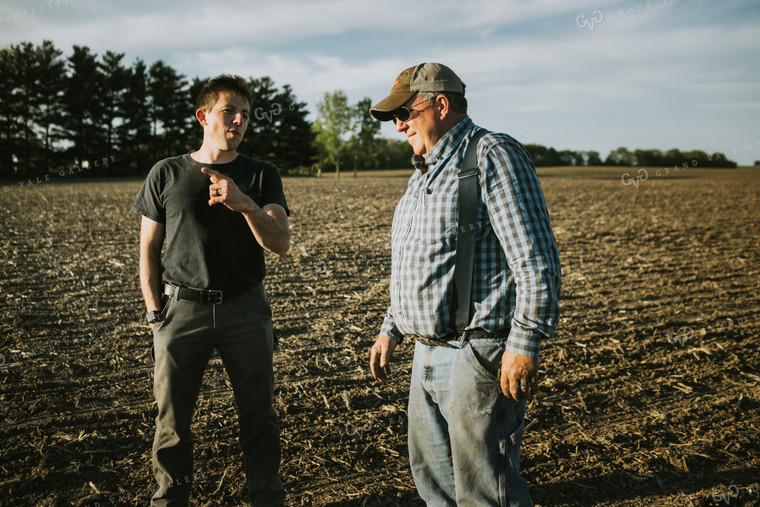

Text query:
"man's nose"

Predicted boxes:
[[395, 118, 407, 132]]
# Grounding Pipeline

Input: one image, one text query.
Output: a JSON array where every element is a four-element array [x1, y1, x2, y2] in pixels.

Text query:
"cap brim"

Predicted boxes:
[[370, 90, 415, 121]]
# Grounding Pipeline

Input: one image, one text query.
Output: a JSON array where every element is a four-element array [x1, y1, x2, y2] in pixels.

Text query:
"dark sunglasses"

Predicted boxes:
[[392, 100, 434, 122]]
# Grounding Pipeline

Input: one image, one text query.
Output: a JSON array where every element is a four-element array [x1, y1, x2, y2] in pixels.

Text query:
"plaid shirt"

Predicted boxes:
[[379, 117, 561, 358]]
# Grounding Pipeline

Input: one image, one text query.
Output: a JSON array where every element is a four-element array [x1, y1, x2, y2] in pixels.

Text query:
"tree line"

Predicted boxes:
[[0, 41, 738, 181], [0, 40, 414, 180], [524, 145, 737, 168]]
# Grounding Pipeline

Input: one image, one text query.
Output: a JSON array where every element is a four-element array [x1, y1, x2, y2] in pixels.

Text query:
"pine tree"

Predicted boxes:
[[62, 45, 106, 172], [33, 40, 66, 175], [120, 59, 152, 174], [99, 51, 128, 174], [148, 61, 189, 161]]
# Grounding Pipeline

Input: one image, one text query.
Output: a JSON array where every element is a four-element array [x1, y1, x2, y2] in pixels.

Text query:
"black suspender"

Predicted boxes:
[[453, 129, 487, 336]]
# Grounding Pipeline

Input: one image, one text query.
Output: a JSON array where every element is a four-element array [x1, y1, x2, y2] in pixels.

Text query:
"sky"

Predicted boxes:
[[1, 0, 759, 165]]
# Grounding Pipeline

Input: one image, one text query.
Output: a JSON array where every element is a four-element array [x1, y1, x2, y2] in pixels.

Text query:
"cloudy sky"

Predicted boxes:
[[2, 0, 759, 165]]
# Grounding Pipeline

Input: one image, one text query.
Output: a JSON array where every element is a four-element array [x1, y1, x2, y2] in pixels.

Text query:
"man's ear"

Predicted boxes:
[[196, 109, 207, 126], [436, 94, 451, 120]]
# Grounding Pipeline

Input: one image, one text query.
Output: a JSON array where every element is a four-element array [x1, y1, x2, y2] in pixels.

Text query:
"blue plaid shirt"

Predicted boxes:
[[379, 117, 561, 358]]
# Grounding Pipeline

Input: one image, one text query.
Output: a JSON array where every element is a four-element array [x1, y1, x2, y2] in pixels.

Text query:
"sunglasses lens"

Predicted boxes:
[[393, 107, 410, 122]]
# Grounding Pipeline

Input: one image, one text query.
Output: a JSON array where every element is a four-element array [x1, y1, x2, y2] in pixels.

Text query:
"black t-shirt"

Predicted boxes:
[[132, 153, 290, 290]]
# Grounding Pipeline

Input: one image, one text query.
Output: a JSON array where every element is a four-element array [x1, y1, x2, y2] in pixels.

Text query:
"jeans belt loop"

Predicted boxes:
[[458, 329, 470, 349]]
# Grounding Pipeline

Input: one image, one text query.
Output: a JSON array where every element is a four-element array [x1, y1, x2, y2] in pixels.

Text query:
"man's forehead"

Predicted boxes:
[[214, 91, 250, 110]]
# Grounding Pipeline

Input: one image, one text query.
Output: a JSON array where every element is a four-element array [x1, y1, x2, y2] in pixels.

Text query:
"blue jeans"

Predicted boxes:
[[151, 283, 284, 506], [408, 338, 532, 507]]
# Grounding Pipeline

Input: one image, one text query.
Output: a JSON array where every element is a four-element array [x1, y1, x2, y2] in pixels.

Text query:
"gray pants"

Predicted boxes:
[[150, 283, 284, 506]]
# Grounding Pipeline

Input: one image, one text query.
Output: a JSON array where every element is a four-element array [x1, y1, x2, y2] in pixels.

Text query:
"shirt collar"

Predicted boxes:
[[424, 116, 474, 169]]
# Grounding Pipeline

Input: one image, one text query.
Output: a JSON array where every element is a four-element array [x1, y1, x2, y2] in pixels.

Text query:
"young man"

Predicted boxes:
[[133, 74, 289, 506], [368, 63, 561, 506]]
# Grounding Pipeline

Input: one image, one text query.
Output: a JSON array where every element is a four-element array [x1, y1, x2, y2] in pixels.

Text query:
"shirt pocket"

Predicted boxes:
[[410, 191, 457, 245]]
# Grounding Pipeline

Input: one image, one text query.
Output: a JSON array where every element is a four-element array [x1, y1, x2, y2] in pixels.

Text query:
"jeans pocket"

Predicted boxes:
[[152, 297, 173, 332], [463, 339, 504, 381]]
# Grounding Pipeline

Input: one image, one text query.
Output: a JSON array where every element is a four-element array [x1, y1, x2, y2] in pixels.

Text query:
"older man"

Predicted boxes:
[[369, 63, 561, 506]]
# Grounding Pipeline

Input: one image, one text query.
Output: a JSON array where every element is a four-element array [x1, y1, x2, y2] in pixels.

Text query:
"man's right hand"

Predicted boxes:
[[370, 335, 397, 382]]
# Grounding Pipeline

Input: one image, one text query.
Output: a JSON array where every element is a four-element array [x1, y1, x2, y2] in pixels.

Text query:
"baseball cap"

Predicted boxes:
[[370, 62, 465, 121]]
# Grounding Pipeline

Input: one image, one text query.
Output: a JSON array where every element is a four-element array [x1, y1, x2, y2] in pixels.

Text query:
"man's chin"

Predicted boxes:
[[409, 141, 426, 156], [222, 141, 242, 151]]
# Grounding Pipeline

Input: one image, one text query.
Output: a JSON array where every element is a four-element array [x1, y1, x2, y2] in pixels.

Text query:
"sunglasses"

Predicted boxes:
[[392, 99, 435, 122]]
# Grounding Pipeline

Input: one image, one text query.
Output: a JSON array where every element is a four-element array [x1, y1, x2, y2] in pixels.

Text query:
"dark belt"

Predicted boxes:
[[164, 283, 249, 305], [407, 328, 509, 348]]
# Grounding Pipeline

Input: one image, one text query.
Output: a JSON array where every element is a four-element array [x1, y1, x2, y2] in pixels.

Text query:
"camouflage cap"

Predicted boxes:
[[370, 62, 465, 121]]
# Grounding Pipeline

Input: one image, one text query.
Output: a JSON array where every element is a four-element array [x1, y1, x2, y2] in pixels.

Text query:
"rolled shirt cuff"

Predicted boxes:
[[380, 316, 405, 344], [505, 325, 542, 359]]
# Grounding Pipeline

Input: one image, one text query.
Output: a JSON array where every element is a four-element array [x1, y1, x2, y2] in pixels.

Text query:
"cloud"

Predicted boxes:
[[0, 0, 758, 163]]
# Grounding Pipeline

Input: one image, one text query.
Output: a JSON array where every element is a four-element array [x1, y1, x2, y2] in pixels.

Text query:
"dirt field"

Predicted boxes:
[[1, 166, 759, 506]]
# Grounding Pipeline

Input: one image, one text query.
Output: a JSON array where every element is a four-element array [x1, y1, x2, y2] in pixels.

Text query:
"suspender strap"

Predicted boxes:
[[454, 129, 487, 333]]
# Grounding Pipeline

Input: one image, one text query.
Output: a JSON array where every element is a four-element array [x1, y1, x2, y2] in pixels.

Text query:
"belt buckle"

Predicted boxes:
[[206, 290, 223, 305]]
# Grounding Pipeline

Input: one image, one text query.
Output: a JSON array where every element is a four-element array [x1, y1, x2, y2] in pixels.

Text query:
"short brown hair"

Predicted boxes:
[[195, 74, 251, 112]]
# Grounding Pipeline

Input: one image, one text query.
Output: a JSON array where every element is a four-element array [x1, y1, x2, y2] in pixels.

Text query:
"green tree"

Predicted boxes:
[[558, 149, 581, 166], [633, 149, 664, 166], [380, 138, 415, 169], [120, 59, 153, 174], [62, 45, 106, 172], [0, 41, 66, 177], [244, 76, 282, 162], [312, 90, 352, 176], [663, 148, 684, 166], [148, 61, 189, 161], [34, 41, 66, 174], [0, 44, 30, 177], [180, 76, 207, 152], [604, 146, 635, 166], [0, 45, 16, 176], [99, 51, 129, 172], [586, 150, 603, 165], [525, 144, 563, 166], [270, 83, 316, 171], [345, 97, 382, 174], [6, 42, 41, 178]]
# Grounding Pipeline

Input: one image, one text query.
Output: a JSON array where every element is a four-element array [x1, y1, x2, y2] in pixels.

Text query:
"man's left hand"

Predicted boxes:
[[201, 167, 256, 213], [500, 350, 539, 401]]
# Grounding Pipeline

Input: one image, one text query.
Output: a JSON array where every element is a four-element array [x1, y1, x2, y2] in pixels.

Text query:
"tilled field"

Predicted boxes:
[[0, 167, 759, 506]]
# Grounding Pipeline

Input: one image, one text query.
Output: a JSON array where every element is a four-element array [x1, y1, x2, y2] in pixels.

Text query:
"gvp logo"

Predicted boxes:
[[577, 11, 603, 31], [621, 168, 649, 189], [254, 103, 282, 123], [666, 326, 694, 348], [711, 484, 739, 504]]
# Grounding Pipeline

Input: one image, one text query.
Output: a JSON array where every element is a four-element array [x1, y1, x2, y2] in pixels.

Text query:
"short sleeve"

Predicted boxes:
[[132, 162, 166, 223], [260, 163, 290, 216]]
